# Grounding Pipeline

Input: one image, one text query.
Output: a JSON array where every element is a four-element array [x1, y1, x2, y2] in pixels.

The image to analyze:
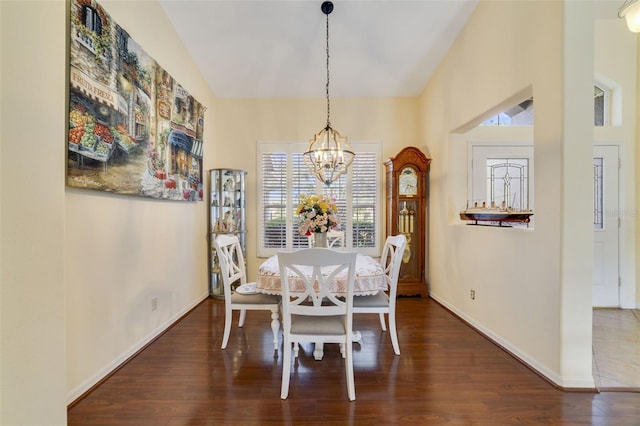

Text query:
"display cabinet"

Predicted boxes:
[[384, 147, 431, 296], [209, 169, 246, 297]]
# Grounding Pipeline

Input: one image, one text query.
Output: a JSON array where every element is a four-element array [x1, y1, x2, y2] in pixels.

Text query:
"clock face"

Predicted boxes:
[[399, 167, 418, 196]]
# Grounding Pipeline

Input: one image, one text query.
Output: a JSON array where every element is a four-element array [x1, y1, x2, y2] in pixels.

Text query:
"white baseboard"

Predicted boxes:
[[429, 293, 596, 389], [66, 293, 209, 405]]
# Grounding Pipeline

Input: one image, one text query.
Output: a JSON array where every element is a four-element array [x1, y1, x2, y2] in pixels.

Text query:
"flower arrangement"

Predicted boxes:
[[296, 194, 340, 236]]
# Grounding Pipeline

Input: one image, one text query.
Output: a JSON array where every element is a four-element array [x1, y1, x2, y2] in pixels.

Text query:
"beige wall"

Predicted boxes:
[[636, 33, 640, 310], [212, 97, 419, 276], [64, 0, 218, 403], [2, 0, 216, 422], [1, 1, 68, 424], [419, 0, 596, 387]]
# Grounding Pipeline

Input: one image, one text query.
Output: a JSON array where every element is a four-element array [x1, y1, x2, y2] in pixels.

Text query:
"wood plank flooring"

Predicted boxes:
[[68, 297, 640, 425]]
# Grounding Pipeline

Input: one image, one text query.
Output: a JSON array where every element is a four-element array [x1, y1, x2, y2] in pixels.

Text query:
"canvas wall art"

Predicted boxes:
[[67, 0, 204, 201]]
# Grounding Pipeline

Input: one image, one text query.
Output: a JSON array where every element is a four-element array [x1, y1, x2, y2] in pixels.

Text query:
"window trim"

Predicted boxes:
[[257, 140, 382, 258]]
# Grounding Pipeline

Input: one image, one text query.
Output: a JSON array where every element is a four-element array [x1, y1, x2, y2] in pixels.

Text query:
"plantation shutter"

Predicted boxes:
[[351, 152, 377, 248], [258, 141, 381, 257], [322, 174, 347, 240], [260, 150, 287, 250], [291, 152, 316, 248]]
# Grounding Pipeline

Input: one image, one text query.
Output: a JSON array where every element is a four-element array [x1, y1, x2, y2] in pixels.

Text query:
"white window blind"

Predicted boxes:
[[257, 141, 381, 257], [260, 150, 287, 250], [351, 152, 377, 248]]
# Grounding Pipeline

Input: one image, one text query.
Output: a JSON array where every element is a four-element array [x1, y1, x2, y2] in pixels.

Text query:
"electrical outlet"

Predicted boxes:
[[151, 297, 158, 311], [470, 289, 476, 300]]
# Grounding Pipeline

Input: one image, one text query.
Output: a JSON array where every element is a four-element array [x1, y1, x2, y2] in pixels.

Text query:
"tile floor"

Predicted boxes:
[[592, 308, 640, 390]]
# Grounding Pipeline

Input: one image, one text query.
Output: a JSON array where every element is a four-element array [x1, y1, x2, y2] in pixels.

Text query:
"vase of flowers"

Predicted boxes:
[[296, 194, 340, 247]]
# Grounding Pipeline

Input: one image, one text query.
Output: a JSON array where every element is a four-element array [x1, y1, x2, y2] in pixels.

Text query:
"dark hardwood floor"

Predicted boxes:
[[68, 297, 640, 425]]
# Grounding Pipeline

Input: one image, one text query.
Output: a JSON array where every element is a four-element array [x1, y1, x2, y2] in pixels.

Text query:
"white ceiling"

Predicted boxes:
[[159, 0, 480, 99]]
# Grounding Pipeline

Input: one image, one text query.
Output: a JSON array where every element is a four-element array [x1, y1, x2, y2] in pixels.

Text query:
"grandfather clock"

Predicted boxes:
[[385, 146, 431, 296]]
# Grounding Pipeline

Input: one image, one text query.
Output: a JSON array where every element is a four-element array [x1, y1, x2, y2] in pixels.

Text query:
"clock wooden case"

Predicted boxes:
[[384, 146, 431, 297]]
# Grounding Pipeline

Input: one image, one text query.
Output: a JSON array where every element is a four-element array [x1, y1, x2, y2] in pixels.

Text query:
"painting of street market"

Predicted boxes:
[[67, 0, 204, 201]]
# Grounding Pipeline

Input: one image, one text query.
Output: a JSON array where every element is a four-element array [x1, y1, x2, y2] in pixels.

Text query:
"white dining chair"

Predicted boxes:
[[278, 248, 357, 401], [214, 234, 280, 351], [327, 230, 345, 248], [352, 234, 406, 355]]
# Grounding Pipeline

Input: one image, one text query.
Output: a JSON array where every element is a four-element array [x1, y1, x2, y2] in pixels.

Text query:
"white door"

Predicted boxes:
[[592, 145, 619, 307]]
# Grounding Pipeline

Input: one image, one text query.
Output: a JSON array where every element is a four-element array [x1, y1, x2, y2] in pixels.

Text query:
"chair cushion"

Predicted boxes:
[[231, 292, 280, 305], [290, 314, 346, 335], [353, 292, 389, 308]]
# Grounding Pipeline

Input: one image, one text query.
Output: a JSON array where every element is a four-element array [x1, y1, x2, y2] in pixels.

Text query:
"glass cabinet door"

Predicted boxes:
[[209, 169, 246, 297]]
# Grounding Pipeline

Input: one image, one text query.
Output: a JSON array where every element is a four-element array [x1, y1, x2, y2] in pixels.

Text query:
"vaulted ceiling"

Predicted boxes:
[[159, 0, 625, 99], [159, 0, 479, 99]]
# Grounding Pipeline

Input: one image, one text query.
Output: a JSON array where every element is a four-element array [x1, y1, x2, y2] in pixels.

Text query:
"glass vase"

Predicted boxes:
[[314, 232, 328, 248]]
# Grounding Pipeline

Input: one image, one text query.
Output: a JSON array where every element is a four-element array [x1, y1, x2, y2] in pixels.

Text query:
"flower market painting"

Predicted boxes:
[[67, 0, 204, 201]]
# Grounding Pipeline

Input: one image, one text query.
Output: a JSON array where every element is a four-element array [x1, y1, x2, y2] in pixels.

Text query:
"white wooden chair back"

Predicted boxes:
[[327, 230, 345, 248], [380, 234, 407, 299], [214, 234, 247, 303], [279, 248, 356, 320]]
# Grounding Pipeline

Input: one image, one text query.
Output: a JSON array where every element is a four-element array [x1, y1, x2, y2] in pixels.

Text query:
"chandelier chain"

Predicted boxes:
[[303, 1, 354, 187], [325, 10, 331, 128]]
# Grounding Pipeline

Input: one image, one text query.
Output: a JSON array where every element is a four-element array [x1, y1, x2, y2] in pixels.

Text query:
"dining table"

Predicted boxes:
[[254, 253, 387, 360]]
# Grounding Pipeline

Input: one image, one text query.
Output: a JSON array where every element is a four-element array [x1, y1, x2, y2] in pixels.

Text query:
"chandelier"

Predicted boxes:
[[303, 1, 354, 186], [619, 0, 640, 32]]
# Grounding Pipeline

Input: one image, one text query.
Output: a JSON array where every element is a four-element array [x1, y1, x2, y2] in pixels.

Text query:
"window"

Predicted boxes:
[[469, 143, 534, 227], [483, 85, 609, 128], [82, 5, 103, 35], [258, 141, 381, 257], [594, 84, 610, 127], [481, 99, 534, 127], [486, 158, 530, 211]]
